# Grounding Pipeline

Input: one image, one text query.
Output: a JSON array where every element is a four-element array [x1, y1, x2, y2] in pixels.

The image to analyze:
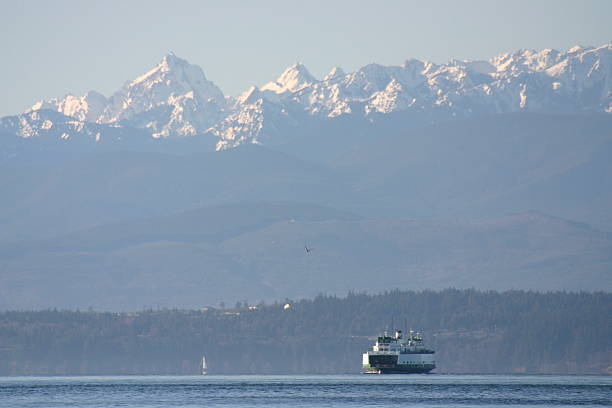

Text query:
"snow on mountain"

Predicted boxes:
[[366, 78, 417, 114], [323, 67, 345, 81], [543, 44, 611, 112], [236, 86, 264, 105], [492, 48, 561, 73], [27, 53, 227, 138], [0, 109, 137, 143], [210, 99, 266, 150], [211, 88, 299, 151], [101, 53, 227, 137], [29, 91, 108, 123], [490, 44, 611, 112], [261, 62, 318, 94], [212, 62, 319, 150], [393, 44, 602, 115], [208, 43, 610, 149], [16, 42, 612, 150], [1, 110, 101, 140]]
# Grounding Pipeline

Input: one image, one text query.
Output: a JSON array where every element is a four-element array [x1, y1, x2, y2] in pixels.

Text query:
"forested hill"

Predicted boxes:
[[1, 289, 610, 375]]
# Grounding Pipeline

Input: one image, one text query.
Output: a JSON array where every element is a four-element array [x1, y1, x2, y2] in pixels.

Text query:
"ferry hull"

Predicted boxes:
[[363, 364, 435, 374]]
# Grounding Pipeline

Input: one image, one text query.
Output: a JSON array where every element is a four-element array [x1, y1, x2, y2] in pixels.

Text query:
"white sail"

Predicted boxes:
[[201, 356, 207, 375]]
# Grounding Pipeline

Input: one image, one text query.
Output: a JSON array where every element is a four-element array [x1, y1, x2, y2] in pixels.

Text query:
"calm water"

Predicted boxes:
[[0, 375, 610, 407]]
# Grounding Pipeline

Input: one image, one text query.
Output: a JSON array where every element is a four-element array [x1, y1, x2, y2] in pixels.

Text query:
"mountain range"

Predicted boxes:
[[1, 43, 611, 310], [1, 43, 610, 155]]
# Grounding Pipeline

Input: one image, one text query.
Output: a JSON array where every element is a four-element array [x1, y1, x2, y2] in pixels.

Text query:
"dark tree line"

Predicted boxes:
[[0, 289, 610, 375]]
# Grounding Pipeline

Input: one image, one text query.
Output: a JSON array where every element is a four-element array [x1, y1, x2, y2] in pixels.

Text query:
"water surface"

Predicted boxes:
[[1, 374, 610, 407]]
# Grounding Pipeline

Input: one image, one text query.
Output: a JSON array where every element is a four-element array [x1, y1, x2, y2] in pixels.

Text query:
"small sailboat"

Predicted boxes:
[[201, 355, 208, 375]]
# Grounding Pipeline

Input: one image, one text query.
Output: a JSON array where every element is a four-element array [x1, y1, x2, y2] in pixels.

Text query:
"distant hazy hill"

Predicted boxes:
[[1, 202, 610, 310], [0, 145, 357, 242], [1, 110, 611, 309], [1, 113, 611, 243], [330, 113, 612, 228]]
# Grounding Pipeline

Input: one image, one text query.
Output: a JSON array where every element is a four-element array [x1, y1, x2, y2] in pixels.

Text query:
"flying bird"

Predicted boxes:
[[305, 245, 312, 253]]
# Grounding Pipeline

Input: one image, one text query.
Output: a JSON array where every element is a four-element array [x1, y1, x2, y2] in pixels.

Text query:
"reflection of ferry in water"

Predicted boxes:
[[362, 329, 436, 374]]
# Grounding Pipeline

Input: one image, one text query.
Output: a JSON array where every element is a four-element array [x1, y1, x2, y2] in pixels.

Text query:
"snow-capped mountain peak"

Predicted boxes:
[[236, 86, 263, 105], [27, 53, 227, 138], [160, 51, 182, 69], [129, 52, 190, 86], [261, 62, 318, 94], [130, 52, 209, 86], [108, 53, 228, 137], [102, 52, 226, 120], [323, 67, 345, 81]]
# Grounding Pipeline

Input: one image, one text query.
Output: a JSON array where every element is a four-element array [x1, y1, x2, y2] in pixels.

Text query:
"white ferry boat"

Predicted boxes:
[[362, 329, 436, 374]]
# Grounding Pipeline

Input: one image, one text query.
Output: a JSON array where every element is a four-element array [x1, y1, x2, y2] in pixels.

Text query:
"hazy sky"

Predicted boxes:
[[1, 0, 610, 116]]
